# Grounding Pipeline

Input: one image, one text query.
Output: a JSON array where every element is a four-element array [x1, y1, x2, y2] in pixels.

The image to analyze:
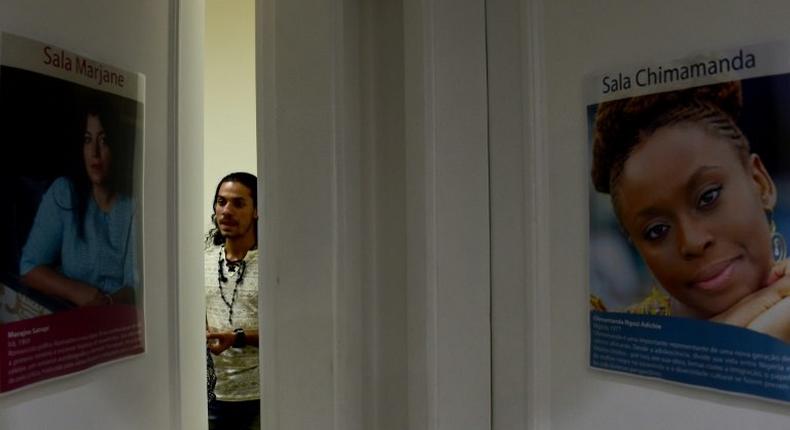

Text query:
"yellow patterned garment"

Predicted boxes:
[[590, 287, 672, 316]]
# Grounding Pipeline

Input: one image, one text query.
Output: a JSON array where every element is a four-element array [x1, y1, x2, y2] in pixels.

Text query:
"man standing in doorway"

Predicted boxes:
[[205, 172, 260, 429]]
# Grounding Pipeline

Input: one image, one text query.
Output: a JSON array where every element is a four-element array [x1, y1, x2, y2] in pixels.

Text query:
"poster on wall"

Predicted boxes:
[[0, 32, 144, 394], [588, 42, 790, 402]]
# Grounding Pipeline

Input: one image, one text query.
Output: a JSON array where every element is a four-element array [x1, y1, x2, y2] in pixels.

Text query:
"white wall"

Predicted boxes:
[[254, 1, 790, 428], [204, 0, 257, 223], [490, 1, 790, 429], [176, 1, 208, 429], [0, 1, 180, 429], [256, 1, 491, 429], [402, 1, 491, 429], [358, 1, 409, 428], [257, 1, 361, 427]]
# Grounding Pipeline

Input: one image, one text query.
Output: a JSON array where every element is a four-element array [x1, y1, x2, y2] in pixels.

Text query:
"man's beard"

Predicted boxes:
[[218, 221, 253, 240]]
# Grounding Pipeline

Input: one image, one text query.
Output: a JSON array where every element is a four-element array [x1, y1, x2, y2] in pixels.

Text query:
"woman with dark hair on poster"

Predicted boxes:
[[19, 102, 136, 307], [591, 81, 790, 342]]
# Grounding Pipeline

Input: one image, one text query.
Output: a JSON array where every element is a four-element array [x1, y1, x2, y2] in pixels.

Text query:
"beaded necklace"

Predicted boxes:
[[217, 247, 247, 326]]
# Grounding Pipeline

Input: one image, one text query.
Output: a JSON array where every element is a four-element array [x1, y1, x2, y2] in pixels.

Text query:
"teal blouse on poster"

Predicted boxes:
[[19, 177, 136, 294]]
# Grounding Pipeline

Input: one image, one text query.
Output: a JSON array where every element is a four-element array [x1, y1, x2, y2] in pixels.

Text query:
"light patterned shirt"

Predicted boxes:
[[205, 244, 259, 401]]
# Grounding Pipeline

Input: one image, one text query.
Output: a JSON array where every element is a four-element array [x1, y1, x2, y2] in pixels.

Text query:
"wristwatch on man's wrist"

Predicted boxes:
[[233, 328, 246, 348]]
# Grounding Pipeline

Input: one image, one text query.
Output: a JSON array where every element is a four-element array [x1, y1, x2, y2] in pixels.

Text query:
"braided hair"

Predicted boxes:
[[592, 82, 748, 197]]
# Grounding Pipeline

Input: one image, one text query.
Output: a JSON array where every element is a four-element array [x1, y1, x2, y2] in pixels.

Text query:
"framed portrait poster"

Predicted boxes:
[[588, 42, 790, 403], [0, 32, 144, 394]]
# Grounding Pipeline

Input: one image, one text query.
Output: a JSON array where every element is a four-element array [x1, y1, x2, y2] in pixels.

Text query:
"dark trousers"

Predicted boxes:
[[208, 399, 260, 430]]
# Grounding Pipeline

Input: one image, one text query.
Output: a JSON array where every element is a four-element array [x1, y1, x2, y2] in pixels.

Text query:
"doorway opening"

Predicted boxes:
[[203, 0, 260, 428]]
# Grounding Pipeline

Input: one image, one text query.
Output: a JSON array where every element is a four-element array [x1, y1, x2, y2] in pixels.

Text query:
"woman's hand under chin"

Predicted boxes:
[[746, 296, 790, 342], [711, 259, 790, 342]]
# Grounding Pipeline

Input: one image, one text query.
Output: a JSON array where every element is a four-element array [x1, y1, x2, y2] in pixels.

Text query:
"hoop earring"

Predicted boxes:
[[768, 210, 787, 261]]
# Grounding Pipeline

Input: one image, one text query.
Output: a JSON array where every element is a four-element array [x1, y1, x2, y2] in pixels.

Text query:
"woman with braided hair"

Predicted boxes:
[[591, 81, 790, 342]]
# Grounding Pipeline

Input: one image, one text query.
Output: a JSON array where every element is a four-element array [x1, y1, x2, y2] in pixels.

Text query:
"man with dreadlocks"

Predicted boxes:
[[205, 172, 260, 429]]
